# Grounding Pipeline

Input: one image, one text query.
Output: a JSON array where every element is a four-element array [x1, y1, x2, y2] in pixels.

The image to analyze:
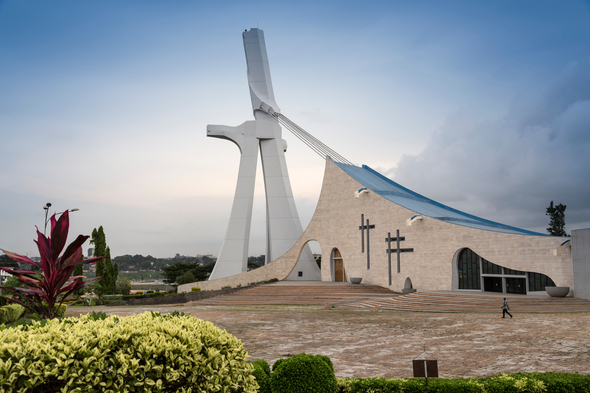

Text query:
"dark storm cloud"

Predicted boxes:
[[391, 58, 590, 234]]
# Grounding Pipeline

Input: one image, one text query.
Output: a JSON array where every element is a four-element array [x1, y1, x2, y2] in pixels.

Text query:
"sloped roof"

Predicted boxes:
[[334, 161, 549, 236]]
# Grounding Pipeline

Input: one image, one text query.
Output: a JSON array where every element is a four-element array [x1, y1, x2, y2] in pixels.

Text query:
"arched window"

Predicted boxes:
[[457, 248, 481, 290], [457, 248, 556, 294]]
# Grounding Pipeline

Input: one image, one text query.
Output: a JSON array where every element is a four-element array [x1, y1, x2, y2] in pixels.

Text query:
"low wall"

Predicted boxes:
[[109, 287, 243, 306]]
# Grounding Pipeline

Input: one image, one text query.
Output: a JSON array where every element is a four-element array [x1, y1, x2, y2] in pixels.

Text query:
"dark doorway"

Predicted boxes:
[[506, 278, 526, 294], [483, 277, 503, 293]]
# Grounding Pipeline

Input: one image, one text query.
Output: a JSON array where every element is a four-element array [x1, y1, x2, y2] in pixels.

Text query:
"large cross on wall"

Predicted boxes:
[[386, 230, 414, 285], [359, 214, 375, 269]]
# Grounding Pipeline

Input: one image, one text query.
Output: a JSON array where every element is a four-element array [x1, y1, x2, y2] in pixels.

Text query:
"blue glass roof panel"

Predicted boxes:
[[334, 161, 549, 236]]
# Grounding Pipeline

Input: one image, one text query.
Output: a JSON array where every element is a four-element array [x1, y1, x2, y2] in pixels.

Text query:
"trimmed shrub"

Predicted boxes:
[[253, 359, 271, 376], [272, 357, 287, 372], [192, 286, 201, 292], [316, 354, 334, 372], [252, 360, 271, 393], [0, 311, 258, 392], [54, 304, 67, 318], [270, 353, 337, 393], [0, 304, 25, 324]]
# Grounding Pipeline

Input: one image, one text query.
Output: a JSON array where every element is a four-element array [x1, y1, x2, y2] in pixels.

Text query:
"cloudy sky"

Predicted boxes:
[[1, 0, 589, 259]]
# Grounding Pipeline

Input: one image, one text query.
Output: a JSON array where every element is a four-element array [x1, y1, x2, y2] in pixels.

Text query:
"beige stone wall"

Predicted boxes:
[[179, 159, 572, 294]]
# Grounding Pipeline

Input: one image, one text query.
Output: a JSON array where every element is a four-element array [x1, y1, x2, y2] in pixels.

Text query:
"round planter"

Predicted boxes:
[[546, 286, 569, 297], [350, 277, 362, 284]]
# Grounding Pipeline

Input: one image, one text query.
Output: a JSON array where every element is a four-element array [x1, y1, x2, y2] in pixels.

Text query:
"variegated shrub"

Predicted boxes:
[[0, 311, 258, 393]]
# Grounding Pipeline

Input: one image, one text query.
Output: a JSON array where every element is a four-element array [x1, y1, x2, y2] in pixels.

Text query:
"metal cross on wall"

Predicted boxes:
[[386, 229, 414, 285], [359, 214, 375, 269]]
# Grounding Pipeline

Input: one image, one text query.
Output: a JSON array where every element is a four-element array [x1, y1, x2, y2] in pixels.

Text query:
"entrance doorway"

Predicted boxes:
[[483, 277, 503, 293], [331, 248, 346, 282], [506, 278, 526, 294]]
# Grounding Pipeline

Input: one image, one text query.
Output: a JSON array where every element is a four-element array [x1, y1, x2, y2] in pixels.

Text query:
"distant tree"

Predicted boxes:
[[72, 255, 84, 299], [91, 226, 119, 296], [194, 263, 213, 281], [247, 255, 266, 270], [200, 255, 216, 266], [162, 261, 213, 284], [0, 254, 14, 264], [2, 276, 20, 288], [176, 271, 196, 285], [546, 201, 568, 237], [139, 259, 152, 270], [116, 277, 132, 295], [162, 262, 195, 284], [1, 275, 21, 300], [0, 254, 18, 286]]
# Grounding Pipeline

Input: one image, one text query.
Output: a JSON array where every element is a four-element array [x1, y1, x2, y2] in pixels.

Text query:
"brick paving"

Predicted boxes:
[[67, 289, 590, 378]]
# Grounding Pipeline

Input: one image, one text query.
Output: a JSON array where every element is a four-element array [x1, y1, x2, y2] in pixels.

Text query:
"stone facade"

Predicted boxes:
[[179, 159, 573, 294]]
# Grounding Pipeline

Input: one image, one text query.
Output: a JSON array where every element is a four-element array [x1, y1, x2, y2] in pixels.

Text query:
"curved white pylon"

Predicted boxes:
[[207, 28, 320, 281]]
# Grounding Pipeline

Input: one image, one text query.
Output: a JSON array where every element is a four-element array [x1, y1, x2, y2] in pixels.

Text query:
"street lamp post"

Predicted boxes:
[[43, 203, 52, 235], [43, 204, 80, 235]]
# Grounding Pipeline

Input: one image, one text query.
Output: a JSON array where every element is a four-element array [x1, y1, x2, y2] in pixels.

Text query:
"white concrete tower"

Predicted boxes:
[[207, 28, 320, 281]]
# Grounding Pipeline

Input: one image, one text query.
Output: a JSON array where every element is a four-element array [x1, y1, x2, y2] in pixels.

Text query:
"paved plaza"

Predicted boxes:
[[67, 304, 590, 379]]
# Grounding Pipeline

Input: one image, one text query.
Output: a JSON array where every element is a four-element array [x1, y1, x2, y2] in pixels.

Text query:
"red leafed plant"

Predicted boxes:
[[0, 210, 104, 319]]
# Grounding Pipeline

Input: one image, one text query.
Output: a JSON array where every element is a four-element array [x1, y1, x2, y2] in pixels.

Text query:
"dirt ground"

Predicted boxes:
[[66, 304, 590, 379]]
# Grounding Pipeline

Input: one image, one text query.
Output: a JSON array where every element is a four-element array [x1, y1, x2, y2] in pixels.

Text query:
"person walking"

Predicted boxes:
[[502, 297, 513, 318]]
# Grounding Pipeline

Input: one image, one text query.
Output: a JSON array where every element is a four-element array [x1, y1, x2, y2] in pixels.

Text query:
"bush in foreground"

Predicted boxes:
[[0, 311, 257, 392], [271, 353, 337, 393], [251, 359, 271, 393]]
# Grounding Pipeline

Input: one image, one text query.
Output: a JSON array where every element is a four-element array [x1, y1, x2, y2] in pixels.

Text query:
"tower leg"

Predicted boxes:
[[207, 122, 258, 280]]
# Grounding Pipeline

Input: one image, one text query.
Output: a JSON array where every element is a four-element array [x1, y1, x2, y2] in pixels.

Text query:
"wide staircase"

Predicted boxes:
[[189, 283, 590, 313], [346, 291, 590, 313], [190, 283, 396, 307]]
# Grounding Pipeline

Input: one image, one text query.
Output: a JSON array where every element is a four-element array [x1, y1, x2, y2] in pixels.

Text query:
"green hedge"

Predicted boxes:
[[0, 311, 258, 392], [0, 305, 25, 324], [336, 373, 590, 393]]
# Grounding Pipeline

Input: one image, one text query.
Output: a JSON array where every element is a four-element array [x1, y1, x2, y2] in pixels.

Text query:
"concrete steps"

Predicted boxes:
[[189, 283, 590, 313], [346, 292, 590, 312], [191, 283, 396, 306]]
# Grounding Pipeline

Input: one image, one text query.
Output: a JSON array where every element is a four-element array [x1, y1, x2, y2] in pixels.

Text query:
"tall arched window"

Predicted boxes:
[[457, 248, 481, 290]]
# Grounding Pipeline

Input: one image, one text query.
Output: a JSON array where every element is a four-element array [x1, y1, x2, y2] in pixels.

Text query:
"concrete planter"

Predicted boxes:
[[546, 286, 570, 297], [350, 277, 362, 284]]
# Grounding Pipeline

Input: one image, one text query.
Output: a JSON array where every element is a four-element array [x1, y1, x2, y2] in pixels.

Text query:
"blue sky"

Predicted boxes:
[[1, 0, 589, 258]]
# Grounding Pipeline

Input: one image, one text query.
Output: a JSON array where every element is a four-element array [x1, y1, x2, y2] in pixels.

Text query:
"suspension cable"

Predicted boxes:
[[258, 104, 354, 166]]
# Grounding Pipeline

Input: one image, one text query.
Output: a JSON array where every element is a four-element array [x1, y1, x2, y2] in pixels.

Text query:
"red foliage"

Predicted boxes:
[[0, 211, 104, 319]]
